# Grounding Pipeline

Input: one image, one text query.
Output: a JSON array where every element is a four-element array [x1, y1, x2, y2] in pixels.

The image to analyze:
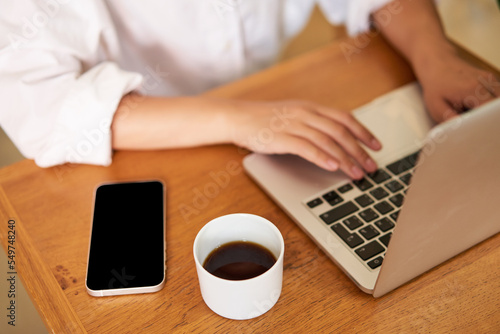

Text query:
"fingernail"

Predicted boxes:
[[365, 158, 377, 171], [371, 138, 382, 150], [351, 165, 364, 179], [327, 159, 339, 171]]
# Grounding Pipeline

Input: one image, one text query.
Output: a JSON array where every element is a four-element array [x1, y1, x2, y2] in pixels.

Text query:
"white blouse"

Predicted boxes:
[[0, 0, 392, 167]]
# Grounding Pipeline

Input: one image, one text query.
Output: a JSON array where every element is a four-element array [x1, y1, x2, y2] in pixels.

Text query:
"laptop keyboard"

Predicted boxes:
[[305, 151, 420, 270]]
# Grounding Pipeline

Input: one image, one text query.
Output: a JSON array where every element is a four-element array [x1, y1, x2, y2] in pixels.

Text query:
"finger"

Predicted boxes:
[[461, 86, 496, 111], [271, 134, 366, 179], [284, 123, 368, 178], [314, 105, 382, 151], [473, 77, 499, 109], [316, 121, 377, 173], [476, 95, 498, 109], [293, 113, 378, 173], [478, 73, 500, 97], [270, 135, 343, 173], [462, 73, 499, 110], [425, 94, 460, 123]]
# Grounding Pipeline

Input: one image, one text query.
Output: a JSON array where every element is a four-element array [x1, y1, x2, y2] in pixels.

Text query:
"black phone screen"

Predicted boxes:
[[86, 180, 165, 292]]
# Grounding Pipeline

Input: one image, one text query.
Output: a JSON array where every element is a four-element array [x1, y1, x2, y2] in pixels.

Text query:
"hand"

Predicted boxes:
[[228, 100, 382, 179], [417, 54, 500, 123], [371, 0, 499, 123]]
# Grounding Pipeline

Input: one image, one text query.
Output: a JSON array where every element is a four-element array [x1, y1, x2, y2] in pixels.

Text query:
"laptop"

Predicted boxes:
[[243, 82, 500, 297]]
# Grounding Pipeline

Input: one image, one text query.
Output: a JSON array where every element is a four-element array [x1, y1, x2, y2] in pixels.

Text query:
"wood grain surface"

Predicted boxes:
[[0, 34, 499, 333]]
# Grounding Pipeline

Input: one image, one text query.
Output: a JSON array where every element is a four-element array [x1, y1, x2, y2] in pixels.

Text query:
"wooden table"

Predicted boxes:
[[1, 34, 499, 333]]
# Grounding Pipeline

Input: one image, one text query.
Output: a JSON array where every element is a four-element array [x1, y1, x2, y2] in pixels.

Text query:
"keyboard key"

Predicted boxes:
[[353, 178, 373, 191], [337, 183, 353, 193], [331, 223, 364, 248], [379, 233, 392, 247], [354, 194, 374, 207], [307, 198, 323, 208], [355, 240, 385, 261], [390, 210, 400, 222], [359, 225, 380, 240], [343, 216, 363, 230], [323, 190, 343, 206], [389, 193, 404, 207], [386, 152, 418, 175], [367, 169, 391, 184], [385, 180, 404, 193], [399, 172, 412, 186], [367, 256, 384, 269], [386, 159, 411, 176], [374, 201, 394, 215], [406, 151, 420, 168], [359, 208, 379, 223], [370, 187, 389, 200], [320, 202, 359, 225], [375, 217, 395, 232]]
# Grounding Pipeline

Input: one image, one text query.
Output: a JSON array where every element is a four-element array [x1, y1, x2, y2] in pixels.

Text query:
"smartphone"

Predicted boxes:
[[86, 180, 166, 297]]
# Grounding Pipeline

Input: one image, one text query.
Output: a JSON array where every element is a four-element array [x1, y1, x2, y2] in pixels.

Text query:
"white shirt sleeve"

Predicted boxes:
[[0, 0, 395, 168], [317, 0, 395, 36], [0, 1, 142, 167]]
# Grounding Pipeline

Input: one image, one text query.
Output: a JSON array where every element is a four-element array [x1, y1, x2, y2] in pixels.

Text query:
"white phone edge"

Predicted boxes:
[[85, 179, 167, 297]]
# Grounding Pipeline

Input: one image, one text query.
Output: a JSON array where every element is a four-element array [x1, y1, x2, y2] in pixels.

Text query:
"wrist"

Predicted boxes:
[[410, 39, 457, 84], [204, 97, 244, 146]]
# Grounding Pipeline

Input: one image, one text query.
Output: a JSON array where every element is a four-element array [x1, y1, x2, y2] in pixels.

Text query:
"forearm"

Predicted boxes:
[[373, 0, 455, 80], [111, 94, 234, 150], [370, 0, 500, 122], [110, 93, 382, 178]]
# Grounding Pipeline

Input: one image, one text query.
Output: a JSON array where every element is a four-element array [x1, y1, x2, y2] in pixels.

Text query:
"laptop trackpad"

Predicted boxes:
[[354, 83, 435, 165]]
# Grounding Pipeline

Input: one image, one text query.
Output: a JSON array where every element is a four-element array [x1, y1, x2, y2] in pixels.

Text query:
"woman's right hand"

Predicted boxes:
[[227, 99, 382, 179]]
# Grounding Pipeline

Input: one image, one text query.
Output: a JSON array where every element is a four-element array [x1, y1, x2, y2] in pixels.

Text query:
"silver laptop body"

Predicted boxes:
[[243, 83, 500, 297]]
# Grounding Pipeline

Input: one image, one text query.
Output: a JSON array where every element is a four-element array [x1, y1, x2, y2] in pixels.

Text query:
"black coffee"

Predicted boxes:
[[203, 241, 277, 280]]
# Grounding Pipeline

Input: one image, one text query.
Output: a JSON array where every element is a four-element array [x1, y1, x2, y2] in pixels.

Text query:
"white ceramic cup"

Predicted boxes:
[[193, 213, 285, 320]]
